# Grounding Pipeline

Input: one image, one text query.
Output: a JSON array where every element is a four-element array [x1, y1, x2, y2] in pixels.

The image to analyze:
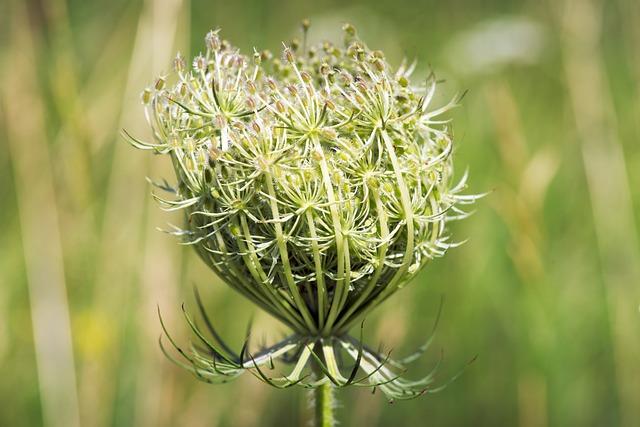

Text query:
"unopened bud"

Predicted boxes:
[[229, 223, 241, 237], [184, 137, 196, 152], [340, 71, 353, 85], [246, 80, 257, 94], [253, 49, 261, 64], [141, 88, 152, 104], [155, 76, 166, 90], [197, 150, 208, 165], [366, 175, 379, 188], [373, 58, 385, 71], [320, 128, 337, 140], [261, 50, 273, 62], [300, 71, 312, 83], [342, 23, 356, 37], [205, 31, 221, 51], [169, 134, 180, 149], [193, 55, 207, 71], [173, 53, 185, 72], [319, 63, 331, 76], [184, 157, 195, 172], [283, 47, 294, 63], [287, 84, 298, 97]]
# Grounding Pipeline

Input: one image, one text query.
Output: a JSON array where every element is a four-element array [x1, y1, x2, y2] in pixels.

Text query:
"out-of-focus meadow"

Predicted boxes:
[[1, 0, 639, 425]]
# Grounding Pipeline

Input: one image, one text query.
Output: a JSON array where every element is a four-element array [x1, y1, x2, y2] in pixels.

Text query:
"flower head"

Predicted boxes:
[[126, 23, 479, 401]]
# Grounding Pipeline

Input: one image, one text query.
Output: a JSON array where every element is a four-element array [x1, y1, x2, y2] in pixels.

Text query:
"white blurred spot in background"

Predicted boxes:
[[446, 16, 546, 76]]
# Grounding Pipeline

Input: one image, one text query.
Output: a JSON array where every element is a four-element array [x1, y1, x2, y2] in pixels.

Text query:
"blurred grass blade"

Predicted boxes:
[[3, 3, 81, 427]]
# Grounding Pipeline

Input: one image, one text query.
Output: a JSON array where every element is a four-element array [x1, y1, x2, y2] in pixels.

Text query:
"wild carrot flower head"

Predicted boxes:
[[127, 23, 479, 400]]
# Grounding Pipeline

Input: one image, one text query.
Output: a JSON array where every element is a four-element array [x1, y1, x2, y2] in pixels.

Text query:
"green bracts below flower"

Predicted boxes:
[[126, 22, 480, 405]]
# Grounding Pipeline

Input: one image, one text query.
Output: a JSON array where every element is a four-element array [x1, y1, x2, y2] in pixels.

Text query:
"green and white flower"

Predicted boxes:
[[126, 23, 479, 403]]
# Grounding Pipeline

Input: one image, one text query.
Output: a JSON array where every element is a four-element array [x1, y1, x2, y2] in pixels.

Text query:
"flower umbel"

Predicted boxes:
[[126, 23, 480, 402]]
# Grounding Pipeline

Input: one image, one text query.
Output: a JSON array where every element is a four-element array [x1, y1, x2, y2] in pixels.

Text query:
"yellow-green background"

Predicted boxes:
[[1, 0, 639, 425]]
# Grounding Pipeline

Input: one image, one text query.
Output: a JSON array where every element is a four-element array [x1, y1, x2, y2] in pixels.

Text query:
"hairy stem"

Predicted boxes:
[[313, 380, 336, 427]]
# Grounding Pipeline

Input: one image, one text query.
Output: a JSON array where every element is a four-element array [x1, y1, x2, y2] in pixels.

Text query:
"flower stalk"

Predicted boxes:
[[314, 379, 335, 427]]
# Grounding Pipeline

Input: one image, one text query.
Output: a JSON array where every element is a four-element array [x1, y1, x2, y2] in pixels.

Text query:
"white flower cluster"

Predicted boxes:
[[127, 25, 478, 337]]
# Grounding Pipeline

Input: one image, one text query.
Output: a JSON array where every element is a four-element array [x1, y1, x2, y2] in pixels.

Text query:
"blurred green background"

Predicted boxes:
[[1, 0, 639, 425]]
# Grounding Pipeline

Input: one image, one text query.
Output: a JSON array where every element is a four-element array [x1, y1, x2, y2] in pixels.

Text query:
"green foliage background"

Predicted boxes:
[[1, 0, 639, 426]]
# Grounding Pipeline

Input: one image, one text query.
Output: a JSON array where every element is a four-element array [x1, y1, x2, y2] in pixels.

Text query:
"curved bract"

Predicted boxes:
[[127, 23, 479, 400]]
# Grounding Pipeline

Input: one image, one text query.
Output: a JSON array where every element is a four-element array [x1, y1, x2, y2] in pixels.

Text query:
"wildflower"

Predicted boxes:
[[124, 22, 480, 405]]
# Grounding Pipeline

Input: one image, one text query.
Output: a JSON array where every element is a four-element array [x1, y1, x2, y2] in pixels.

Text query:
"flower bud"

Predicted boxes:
[[168, 134, 180, 149], [155, 76, 166, 90], [340, 70, 354, 85], [261, 50, 273, 62], [141, 88, 152, 104], [193, 55, 207, 71], [287, 84, 298, 97], [320, 128, 337, 140], [300, 71, 312, 83], [246, 80, 257, 94], [283, 47, 295, 64], [205, 31, 221, 51], [174, 53, 186, 72], [319, 63, 331, 76], [132, 27, 479, 401], [342, 23, 356, 37], [253, 49, 262, 65]]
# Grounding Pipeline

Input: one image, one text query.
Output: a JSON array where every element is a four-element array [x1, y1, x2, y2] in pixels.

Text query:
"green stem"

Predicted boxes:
[[313, 381, 335, 427]]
